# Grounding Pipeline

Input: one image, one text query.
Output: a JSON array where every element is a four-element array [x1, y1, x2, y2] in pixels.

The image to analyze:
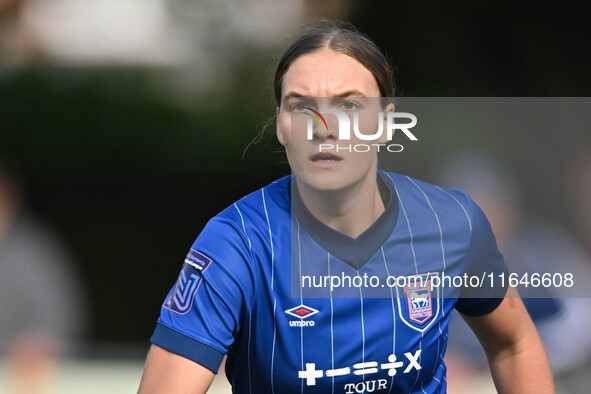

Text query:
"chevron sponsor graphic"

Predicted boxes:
[[297, 350, 422, 390]]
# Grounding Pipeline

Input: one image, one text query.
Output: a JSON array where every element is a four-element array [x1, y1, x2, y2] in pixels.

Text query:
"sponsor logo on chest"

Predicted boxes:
[[285, 304, 319, 327], [298, 350, 422, 392]]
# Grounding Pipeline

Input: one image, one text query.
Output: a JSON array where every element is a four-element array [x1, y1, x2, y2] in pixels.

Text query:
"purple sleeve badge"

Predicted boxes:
[[163, 250, 212, 314]]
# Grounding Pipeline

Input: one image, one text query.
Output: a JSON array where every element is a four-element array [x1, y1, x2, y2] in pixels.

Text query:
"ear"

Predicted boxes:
[[276, 107, 286, 146], [378, 102, 395, 144]]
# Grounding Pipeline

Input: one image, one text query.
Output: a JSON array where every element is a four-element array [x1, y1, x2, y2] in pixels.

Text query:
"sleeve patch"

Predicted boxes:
[[163, 250, 212, 314]]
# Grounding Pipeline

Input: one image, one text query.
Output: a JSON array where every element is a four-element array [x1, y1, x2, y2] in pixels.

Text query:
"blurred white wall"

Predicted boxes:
[[23, 0, 304, 67]]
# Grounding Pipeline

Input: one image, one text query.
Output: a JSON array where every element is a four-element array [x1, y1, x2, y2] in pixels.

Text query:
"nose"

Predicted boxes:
[[305, 108, 337, 142], [311, 120, 338, 142], [315, 109, 350, 141], [320, 114, 339, 141]]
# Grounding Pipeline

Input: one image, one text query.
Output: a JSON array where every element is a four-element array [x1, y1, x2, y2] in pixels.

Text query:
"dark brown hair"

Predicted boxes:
[[274, 23, 395, 105]]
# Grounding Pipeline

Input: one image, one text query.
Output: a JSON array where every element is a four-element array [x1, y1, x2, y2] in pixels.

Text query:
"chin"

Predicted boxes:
[[299, 171, 359, 193]]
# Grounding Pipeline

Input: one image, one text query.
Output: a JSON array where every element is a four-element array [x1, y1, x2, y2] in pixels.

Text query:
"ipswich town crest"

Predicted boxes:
[[404, 275, 433, 324]]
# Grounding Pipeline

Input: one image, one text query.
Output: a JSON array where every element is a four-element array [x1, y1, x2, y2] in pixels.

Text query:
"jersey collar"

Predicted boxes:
[[291, 171, 399, 270]]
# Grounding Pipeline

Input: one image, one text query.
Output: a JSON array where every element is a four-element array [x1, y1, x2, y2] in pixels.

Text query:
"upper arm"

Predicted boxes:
[[461, 287, 537, 359], [448, 191, 554, 392], [138, 344, 215, 394], [461, 288, 555, 393], [451, 192, 533, 355]]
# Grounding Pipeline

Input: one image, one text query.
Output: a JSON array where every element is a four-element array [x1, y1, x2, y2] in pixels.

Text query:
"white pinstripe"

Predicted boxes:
[[407, 177, 446, 272], [357, 271, 366, 384], [235, 202, 253, 393], [233, 203, 252, 249], [381, 247, 397, 394], [271, 299, 277, 394], [297, 219, 303, 302], [410, 338, 423, 391], [261, 189, 277, 394], [248, 311, 252, 394], [262, 189, 275, 289], [386, 174, 419, 275], [297, 220, 304, 394], [431, 322, 442, 379], [435, 186, 472, 231], [328, 253, 335, 394]]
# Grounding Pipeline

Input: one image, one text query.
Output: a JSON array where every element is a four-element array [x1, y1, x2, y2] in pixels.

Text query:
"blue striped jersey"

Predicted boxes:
[[150, 171, 507, 393]]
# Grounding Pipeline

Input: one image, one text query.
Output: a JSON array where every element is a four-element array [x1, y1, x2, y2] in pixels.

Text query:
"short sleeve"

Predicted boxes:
[[452, 190, 509, 316], [150, 215, 256, 373]]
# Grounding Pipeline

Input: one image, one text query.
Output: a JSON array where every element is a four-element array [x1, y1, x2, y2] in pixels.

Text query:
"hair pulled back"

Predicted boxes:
[[274, 24, 395, 105]]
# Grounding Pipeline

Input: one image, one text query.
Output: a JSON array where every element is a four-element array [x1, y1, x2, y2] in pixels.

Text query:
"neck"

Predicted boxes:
[[296, 172, 385, 239]]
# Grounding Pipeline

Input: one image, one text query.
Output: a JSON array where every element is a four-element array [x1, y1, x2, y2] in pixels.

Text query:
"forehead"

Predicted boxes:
[[281, 49, 380, 100]]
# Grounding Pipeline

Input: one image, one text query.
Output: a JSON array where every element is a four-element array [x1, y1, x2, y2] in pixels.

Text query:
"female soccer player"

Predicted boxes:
[[138, 24, 554, 393]]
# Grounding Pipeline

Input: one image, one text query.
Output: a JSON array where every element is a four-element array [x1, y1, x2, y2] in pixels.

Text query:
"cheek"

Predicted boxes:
[[277, 111, 292, 144], [283, 113, 312, 147]]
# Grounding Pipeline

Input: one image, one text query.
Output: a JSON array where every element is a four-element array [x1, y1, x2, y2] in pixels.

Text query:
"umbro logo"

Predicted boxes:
[[285, 304, 319, 327]]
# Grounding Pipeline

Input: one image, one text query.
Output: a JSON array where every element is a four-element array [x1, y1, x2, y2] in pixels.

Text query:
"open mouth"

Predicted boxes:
[[310, 153, 343, 163]]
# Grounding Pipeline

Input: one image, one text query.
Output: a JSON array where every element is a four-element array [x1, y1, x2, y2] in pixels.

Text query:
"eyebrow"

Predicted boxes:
[[282, 89, 368, 102]]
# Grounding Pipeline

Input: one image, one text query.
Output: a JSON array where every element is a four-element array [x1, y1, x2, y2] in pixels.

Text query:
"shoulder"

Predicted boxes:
[[384, 171, 468, 200], [196, 175, 291, 251], [382, 171, 477, 225], [214, 175, 291, 226]]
